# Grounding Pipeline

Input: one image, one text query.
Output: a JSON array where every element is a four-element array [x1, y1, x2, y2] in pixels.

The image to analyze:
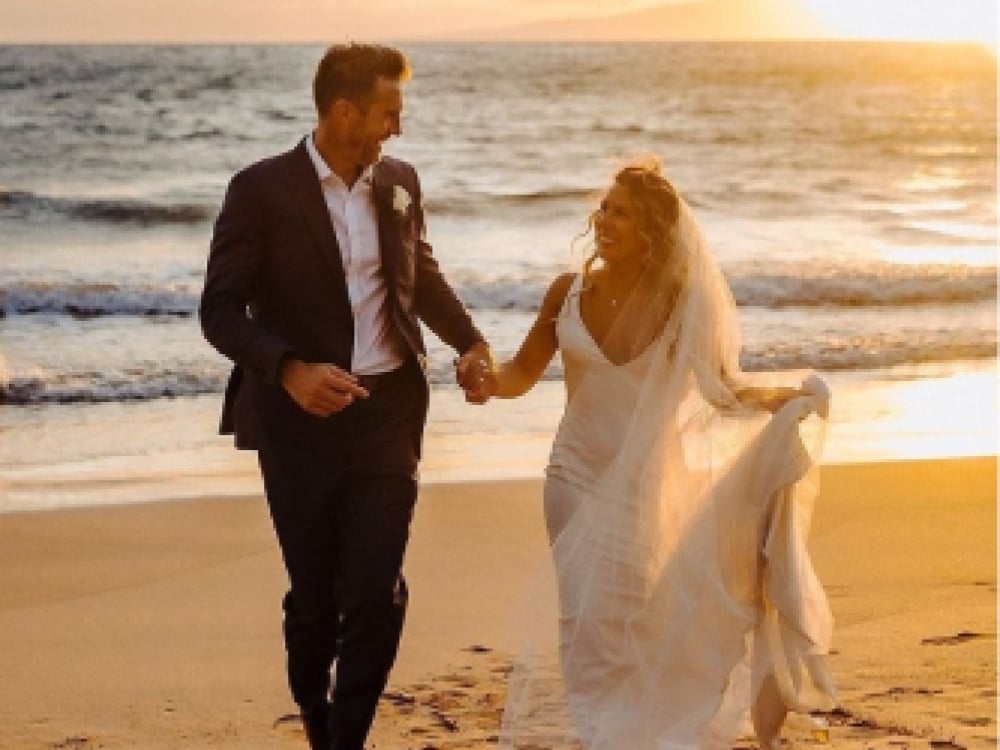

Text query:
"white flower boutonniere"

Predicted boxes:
[[392, 185, 411, 217]]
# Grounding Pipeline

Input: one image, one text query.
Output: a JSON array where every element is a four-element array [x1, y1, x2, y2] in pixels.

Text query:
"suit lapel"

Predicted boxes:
[[283, 140, 350, 301], [371, 162, 400, 293]]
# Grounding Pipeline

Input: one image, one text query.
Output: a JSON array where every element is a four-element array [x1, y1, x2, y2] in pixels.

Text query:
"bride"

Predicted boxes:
[[463, 157, 837, 749]]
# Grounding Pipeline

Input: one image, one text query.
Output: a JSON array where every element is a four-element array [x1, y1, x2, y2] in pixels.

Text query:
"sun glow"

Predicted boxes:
[[800, 0, 997, 45]]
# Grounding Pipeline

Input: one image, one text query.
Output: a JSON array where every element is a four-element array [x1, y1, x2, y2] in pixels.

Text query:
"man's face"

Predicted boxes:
[[344, 76, 403, 167]]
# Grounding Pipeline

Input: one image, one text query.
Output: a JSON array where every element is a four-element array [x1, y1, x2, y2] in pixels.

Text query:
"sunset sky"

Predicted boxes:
[[0, 0, 995, 44]]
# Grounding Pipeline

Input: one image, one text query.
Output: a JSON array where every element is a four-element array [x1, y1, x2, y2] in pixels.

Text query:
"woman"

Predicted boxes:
[[468, 158, 837, 749]]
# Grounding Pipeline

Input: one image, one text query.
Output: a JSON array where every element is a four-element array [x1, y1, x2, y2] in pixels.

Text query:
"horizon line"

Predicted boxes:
[[0, 37, 993, 46]]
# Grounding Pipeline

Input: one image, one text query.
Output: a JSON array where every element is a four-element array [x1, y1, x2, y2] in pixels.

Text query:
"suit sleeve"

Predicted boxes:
[[199, 170, 296, 386], [409, 171, 486, 355]]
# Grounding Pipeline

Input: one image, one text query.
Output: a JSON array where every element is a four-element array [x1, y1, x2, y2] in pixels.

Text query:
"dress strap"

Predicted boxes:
[[558, 272, 584, 320]]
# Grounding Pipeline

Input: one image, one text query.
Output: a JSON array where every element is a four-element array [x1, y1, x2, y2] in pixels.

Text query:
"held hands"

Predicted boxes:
[[455, 341, 498, 404], [280, 358, 369, 417]]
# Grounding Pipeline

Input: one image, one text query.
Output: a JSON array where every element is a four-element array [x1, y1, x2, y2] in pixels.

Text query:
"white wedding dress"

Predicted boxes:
[[500, 205, 837, 750]]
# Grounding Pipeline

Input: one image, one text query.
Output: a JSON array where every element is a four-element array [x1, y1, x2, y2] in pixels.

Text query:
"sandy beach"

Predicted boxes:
[[0, 456, 994, 749]]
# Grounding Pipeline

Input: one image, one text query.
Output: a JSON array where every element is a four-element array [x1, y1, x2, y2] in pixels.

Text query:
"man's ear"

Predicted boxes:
[[327, 98, 355, 124]]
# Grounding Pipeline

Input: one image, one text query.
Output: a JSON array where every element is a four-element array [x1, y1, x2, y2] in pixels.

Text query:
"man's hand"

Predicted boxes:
[[280, 358, 369, 417], [455, 341, 497, 405]]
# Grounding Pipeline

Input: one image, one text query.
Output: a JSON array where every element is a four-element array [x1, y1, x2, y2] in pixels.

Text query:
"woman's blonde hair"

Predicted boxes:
[[583, 156, 684, 284]]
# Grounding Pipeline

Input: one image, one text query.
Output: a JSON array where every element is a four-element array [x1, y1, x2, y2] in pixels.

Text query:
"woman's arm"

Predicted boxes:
[[734, 385, 805, 412], [492, 273, 576, 399]]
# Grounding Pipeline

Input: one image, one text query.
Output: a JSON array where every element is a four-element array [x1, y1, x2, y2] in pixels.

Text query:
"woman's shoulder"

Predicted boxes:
[[540, 272, 579, 312], [550, 272, 578, 295]]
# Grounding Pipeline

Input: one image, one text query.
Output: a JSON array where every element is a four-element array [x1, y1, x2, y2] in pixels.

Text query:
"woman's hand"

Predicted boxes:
[[737, 377, 830, 419], [801, 374, 831, 418], [470, 273, 574, 400], [455, 342, 498, 404], [736, 386, 802, 413]]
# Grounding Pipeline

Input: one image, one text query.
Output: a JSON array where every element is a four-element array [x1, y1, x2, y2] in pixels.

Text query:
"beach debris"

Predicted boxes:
[[865, 686, 944, 699], [465, 644, 493, 653], [429, 708, 459, 732], [955, 716, 991, 727], [50, 738, 90, 749], [810, 722, 830, 743], [440, 672, 478, 689], [929, 740, 966, 749], [920, 630, 994, 646], [272, 712, 303, 728], [383, 690, 418, 707], [815, 706, 917, 737]]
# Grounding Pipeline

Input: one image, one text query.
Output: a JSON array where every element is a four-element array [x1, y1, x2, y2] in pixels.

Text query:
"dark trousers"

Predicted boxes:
[[257, 359, 427, 750]]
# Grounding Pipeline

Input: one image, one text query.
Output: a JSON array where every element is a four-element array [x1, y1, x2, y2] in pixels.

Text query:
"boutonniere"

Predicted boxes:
[[391, 184, 411, 218]]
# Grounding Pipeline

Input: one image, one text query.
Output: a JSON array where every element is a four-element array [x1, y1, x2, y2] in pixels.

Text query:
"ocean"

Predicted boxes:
[[0, 42, 996, 511]]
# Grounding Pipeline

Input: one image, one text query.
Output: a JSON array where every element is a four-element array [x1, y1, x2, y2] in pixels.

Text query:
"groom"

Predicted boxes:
[[200, 43, 493, 750]]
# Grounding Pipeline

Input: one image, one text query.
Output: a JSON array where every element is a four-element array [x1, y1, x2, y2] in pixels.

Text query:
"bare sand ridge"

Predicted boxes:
[[0, 457, 994, 749]]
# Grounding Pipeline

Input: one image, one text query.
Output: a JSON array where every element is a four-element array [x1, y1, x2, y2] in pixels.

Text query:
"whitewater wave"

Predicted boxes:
[[423, 186, 596, 216], [0, 187, 214, 226], [2, 333, 994, 405], [0, 370, 226, 405], [0, 281, 197, 317], [742, 338, 996, 373], [1, 263, 994, 318], [727, 264, 997, 308], [457, 264, 998, 311]]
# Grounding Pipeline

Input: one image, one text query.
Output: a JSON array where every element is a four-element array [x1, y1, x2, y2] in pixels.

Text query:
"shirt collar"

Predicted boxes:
[[305, 133, 374, 191]]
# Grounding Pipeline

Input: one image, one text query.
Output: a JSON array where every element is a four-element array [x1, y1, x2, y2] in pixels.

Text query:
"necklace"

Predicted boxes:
[[584, 266, 645, 309], [604, 275, 641, 308]]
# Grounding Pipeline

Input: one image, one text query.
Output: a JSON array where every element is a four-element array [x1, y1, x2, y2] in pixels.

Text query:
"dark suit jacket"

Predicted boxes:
[[200, 140, 483, 449]]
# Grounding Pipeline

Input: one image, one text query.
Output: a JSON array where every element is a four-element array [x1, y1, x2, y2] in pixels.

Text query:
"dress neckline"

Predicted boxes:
[[569, 274, 664, 369]]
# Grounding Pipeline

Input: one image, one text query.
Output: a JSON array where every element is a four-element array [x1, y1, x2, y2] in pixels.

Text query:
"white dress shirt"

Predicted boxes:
[[305, 134, 406, 375]]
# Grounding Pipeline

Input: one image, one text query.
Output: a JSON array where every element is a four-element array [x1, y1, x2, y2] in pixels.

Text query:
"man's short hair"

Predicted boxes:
[[313, 43, 411, 117]]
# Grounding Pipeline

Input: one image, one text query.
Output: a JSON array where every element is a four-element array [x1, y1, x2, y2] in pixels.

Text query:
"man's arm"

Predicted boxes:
[[200, 170, 296, 387], [404, 168, 495, 401], [200, 170, 367, 415], [407, 169, 485, 355]]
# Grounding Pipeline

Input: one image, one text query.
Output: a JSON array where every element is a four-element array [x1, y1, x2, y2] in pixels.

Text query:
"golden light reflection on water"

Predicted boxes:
[[875, 244, 998, 266], [421, 366, 999, 479], [905, 220, 997, 242], [897, 173, 970, 193], [829, 367, 997, 462]]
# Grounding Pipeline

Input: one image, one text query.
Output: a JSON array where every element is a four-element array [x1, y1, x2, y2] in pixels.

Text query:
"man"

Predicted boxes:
[[200, 43, 493, 750]]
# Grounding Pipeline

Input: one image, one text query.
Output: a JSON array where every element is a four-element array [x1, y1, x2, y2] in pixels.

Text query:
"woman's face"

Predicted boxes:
[[595, 182, 644, 263]]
